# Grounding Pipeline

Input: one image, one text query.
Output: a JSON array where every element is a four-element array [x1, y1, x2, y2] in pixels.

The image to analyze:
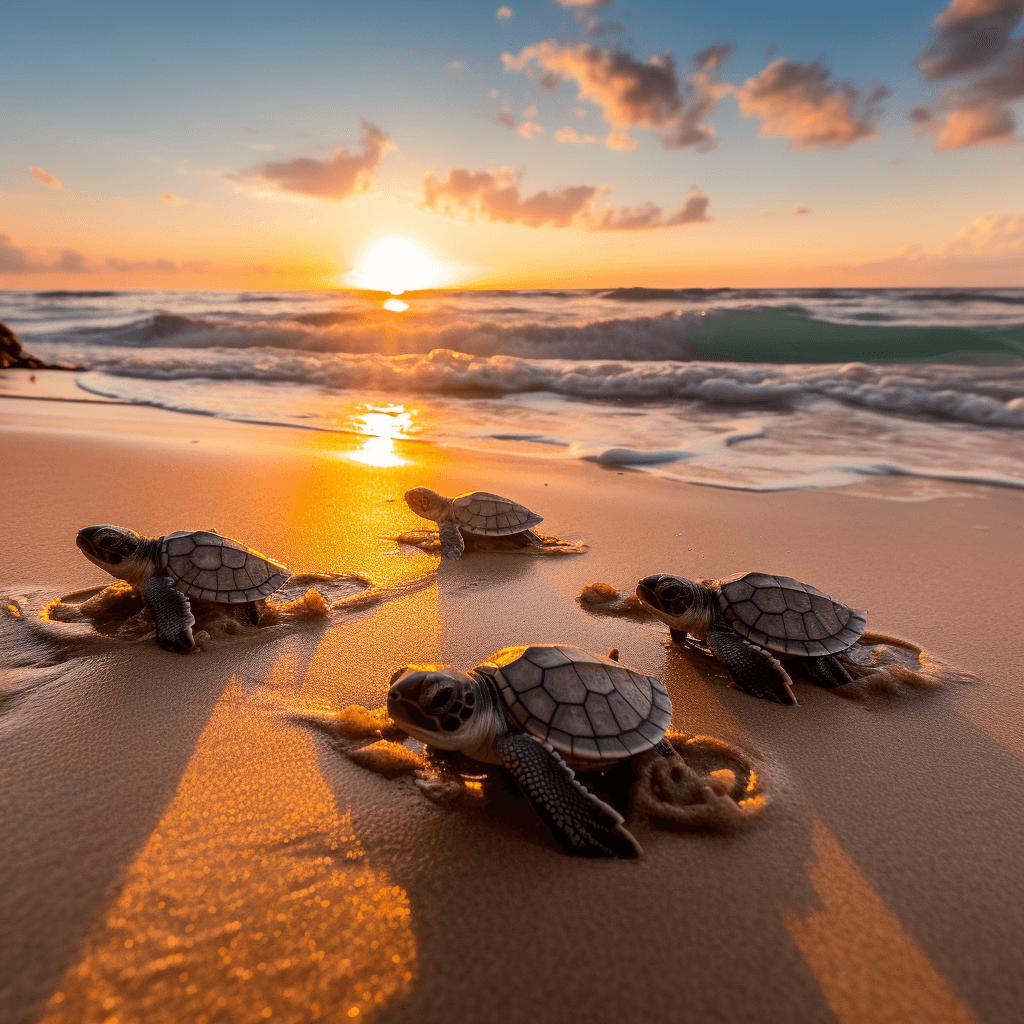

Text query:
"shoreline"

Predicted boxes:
[[2, 382, 1023, 1024]]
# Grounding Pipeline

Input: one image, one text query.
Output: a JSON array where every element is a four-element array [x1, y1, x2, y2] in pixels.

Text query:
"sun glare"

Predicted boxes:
[[346, 237, 449, 295]]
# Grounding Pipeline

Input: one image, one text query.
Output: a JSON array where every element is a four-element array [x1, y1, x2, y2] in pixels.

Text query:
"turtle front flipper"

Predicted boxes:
[[494, 732, 641, 858], [705, 621, 797, 705], [142, 574, 197, 653], [802, 654, 854, 688], [438, 520, 465, 560]]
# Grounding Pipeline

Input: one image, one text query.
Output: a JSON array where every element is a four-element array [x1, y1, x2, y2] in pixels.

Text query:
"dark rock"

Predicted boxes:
[[0, 321, 72, 370]]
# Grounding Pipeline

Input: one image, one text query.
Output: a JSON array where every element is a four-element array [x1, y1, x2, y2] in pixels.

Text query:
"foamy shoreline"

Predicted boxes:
[[1, 388, 1023, 1024]]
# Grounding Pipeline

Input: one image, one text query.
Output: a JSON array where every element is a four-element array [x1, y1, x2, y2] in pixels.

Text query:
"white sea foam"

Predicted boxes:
[[4, 288, 1024, 497]]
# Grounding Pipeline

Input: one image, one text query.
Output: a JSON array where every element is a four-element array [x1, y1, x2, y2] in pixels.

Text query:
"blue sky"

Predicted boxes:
[[2, 0, 1022, 287]]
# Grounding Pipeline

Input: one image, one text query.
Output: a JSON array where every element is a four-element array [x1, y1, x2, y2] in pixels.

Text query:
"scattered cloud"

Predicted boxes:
[[555, 0, 611, 7], [0, 234, 36, 272], [593, 188, 712, 229], [446, 60, 464, 70], [496, 5, 513, 21], [0, 233, 212, 276], [911, 1, 1023, 150], [55, 250, 88, 272], [574, 107, 588, 118], [943, 210, 1024, 256], [0, 234, 86, 273], [230, 119, 393, 199], [794, 203, 812, 215], [29, 166, 63, 189], [554, 126, 597, 143], [491, 102, 544, 138], [421, 167, 711, 230], [605, 128, 638, 150], [734, 58, 889, 149], [105, 257, 209, 272], [502, 40, 732, 151], [161, 192, 189, 205], [918, 0, 1023, 79]]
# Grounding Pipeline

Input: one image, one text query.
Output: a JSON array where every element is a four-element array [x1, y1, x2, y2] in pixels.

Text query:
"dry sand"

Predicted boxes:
[[1, 375, 1023, 1024]]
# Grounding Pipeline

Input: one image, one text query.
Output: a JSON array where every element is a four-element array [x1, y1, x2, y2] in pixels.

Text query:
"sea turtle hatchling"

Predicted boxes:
[[387, 645, 674, 857], [404, 487, 544, 560], [76, 525, 290, 652], [636, 572, 867, 705]]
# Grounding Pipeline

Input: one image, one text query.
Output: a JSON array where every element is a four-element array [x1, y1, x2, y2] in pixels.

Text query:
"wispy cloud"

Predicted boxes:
[[502, 41, 732, 151], [734, 59, 888, 149], [421, 167, 711, 230], [794, 203, 812, 215], [496, 5, 513, 21], [0, 234, 86, 273], [911, 0, 1023, 150], [161, 193, 189, 205], [491, 102, 544, 138], [554, 126, 597, 143], [29, 166, 63, 189], [230, 119, 394, 199]]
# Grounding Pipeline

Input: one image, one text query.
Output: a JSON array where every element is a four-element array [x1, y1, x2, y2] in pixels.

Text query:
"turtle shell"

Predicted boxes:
[[485, 645, 672, 762], [716, 572, 867, 657], [159, 531, 290, 603], [450, 491, 543, 537]]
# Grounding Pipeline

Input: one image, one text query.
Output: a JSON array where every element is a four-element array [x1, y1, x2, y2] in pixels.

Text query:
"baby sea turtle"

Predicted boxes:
[[404, 487, 543, 560], [387, 644, 674, 857], [636, 572, 867, 705], [76, 525, 290, 652]]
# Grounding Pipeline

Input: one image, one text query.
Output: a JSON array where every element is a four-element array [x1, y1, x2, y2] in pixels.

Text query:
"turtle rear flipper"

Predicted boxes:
[[438, 520, 465, 560], [706, 621, 796, 705], [495, 732, 641, 858], [142, 574, 196, 653], [802, 654, 854, 688]]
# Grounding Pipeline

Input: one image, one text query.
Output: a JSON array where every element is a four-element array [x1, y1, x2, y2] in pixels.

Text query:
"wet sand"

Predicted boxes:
[[2, 380, 1023, 1024]]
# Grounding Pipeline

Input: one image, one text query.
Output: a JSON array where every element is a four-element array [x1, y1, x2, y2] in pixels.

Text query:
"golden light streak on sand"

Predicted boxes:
[[39, 656, 416, 1024], [785, 816, 979, 1024]]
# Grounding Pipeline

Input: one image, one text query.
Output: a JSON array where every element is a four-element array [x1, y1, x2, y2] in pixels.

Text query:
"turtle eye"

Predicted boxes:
[[660, 583, 685, 602]]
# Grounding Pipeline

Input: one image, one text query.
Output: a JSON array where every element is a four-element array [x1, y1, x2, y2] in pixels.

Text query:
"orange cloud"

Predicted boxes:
[[734, 59, 889, 149], [29, 166, 62, 189], [496, 5, 513, 20], [944, 210, 1024, 256], [231, 119, 393, 199], [161, 193, 189, 205], [554, 127, 597, 143], [911, 1, 1023, 150], [421, 167, 711, 230], [502, 40, 731, 151], [0, 234, 86, 273]]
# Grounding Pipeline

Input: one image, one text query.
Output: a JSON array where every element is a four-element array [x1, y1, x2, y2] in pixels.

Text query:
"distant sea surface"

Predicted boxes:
[[3, 287, 1024, 495]]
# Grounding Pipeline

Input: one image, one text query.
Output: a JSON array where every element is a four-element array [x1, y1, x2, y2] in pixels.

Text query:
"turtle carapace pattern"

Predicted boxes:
[[387, 645, 674, 858], [635, 572, 868, 705], [76, 525, 290, 653], [404, 487, 543, 559]]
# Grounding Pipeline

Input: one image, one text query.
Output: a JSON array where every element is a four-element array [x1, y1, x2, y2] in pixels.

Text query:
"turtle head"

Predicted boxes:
[[386, 666, 486, 751], [635, 574, 710, 632], [404, 487, 448, 522], [76, 525, 150, 581]]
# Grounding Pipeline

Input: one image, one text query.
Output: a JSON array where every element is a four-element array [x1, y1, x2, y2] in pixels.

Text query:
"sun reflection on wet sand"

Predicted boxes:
[[344, 407, 414, 468], [38, 656, 416, 1024], [784, 816, 979, 1024]]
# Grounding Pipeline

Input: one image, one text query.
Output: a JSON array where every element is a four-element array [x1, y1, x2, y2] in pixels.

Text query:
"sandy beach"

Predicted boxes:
[[2, 374, 1023, 1024]]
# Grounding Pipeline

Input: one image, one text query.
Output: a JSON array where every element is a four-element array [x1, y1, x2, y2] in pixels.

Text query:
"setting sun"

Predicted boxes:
[[345, 237, 450, 295]]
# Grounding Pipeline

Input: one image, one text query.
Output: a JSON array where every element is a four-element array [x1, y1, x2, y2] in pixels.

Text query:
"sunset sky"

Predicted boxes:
[[2, 0, 1022, 290]]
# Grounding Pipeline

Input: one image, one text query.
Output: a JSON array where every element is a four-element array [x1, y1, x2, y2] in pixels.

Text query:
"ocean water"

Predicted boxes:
[[3, 286, 1024, 495]]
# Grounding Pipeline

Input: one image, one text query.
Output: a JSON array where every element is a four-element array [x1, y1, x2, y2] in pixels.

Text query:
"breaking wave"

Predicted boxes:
[[72, 352, 1024, 429], [43, 306, 1024, 364]]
